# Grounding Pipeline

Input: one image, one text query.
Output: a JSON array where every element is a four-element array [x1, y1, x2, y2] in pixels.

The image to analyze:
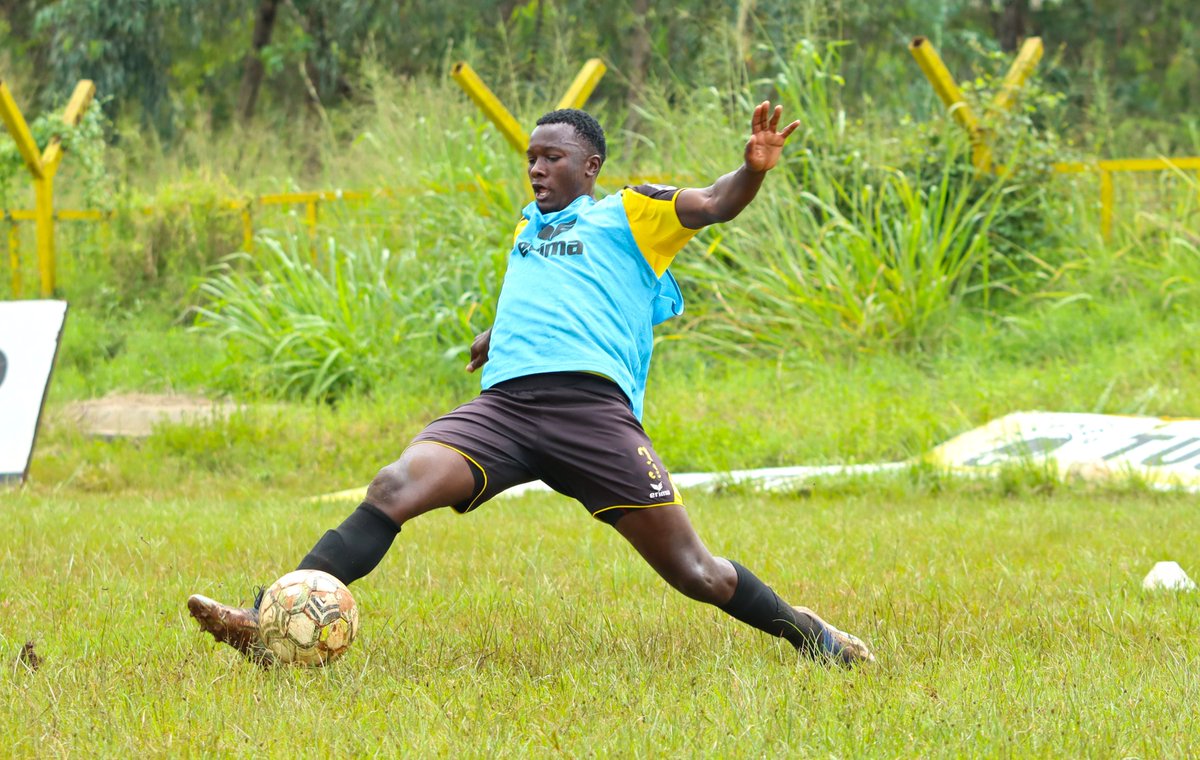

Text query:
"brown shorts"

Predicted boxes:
[[411, 372, 682, 524]]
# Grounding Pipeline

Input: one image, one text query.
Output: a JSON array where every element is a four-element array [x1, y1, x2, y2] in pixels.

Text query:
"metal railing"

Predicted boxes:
[[5, 48, 1198, 297], [1, 59, 610, 297], [910, 36, 1198, 240], [0, 78, 96, 295]]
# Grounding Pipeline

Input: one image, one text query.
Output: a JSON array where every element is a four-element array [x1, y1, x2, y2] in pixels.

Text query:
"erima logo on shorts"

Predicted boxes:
[[638, 446, 671, 499]]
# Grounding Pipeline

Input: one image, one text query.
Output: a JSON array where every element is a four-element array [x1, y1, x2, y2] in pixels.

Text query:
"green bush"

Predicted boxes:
[[194, 229, 504, 401]]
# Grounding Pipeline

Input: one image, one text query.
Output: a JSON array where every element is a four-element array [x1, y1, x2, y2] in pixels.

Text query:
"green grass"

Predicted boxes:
[[3, 478, 1198, 756], [4, 29, 1199, 757], [10, 306, 1200, 754], [33, 287, 1200, 495]]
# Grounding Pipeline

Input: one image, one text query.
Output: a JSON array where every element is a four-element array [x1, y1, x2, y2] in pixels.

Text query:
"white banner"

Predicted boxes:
[[929, 411, 1200, 490], [0, 300, 68, 483], [314, 411, 1200, 505]]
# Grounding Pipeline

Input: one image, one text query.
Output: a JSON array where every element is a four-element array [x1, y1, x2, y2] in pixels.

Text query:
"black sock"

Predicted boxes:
[[296, 502, 400, 586], [719, 560, 824, 654]]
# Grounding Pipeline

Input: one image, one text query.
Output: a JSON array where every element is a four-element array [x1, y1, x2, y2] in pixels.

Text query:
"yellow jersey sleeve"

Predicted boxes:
[[622, 185, 699, 277]]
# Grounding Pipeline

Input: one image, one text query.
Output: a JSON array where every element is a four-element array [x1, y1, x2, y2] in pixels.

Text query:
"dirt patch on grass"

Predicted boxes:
[[61, 393, 240, 438]]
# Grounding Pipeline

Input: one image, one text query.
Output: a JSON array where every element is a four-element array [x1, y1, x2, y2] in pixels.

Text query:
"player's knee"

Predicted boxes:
[[667, 557, 736, 605], [365, 462, 409, 511]]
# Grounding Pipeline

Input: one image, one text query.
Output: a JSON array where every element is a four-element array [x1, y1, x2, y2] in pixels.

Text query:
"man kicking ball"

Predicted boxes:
[[189, 101, 874, 666]]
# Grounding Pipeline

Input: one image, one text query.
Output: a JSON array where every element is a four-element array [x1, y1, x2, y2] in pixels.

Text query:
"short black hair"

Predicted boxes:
[[535, 109, 607, 166]]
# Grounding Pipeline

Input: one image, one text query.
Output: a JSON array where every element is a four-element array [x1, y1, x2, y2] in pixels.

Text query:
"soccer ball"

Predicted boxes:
[[257, 569, 359, 666]]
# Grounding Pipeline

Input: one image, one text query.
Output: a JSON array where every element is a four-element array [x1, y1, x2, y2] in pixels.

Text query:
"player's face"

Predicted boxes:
[[526, 124, 601, 212]]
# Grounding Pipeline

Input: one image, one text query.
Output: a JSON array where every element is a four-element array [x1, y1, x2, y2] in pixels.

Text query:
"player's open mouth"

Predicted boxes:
[[532, 184, 550, 201]]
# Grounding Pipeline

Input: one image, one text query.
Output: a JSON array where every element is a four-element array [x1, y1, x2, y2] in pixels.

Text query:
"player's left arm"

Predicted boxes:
[[674, 100, 800, 230]]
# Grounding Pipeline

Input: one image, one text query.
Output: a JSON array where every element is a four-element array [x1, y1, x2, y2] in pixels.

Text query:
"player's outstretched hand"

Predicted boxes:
[[465, 327, 491, 372], [744, 101, 800, 173]]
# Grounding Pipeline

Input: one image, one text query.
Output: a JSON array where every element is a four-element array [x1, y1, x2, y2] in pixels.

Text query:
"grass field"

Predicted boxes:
[[4, 471, 1198, 756], [4, 294, 1198, 756], [3, 37, 1199, 756]]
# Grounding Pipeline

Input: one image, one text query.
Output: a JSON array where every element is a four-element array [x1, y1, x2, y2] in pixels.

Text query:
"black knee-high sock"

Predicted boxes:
[[719, 560, 824, 653], [296, 502, 400, 586]]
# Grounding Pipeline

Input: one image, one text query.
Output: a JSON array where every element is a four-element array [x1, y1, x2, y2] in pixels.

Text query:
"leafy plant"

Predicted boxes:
[[0, 96, 110, 208], [640, 39, 1017, 356], [194, 229, 502, 401], [681, 144, 1010, 355]]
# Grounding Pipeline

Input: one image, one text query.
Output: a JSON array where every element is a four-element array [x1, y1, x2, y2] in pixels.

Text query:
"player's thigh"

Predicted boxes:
[[372, 390, 540, 523], [534, 382, 681, 520], [613, 503, 714, 576], [366, 442, 477, 525], [613, 504, 736, 603]]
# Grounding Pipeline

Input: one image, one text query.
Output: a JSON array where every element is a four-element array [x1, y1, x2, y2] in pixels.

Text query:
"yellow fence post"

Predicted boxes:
[[42, 81, 96, 176], [908, 37, 991, 171], [305, 198, 319, 261], [33, 176, 53, 294], [37, 80, 95, 295], [7, 220, 20, 297], [1099, 169, 1114, 241], [992, 38, 1043, 114], [241, 203, 254, 253], [0, 78, 95, 296], [0, 84, 44, 179], [453, 59, 607, 155], [451, 62, 529, 154], [556, 58, 607, 110]]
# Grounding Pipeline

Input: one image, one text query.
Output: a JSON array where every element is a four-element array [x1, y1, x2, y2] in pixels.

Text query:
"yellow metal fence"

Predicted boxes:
[[4, 48, 1198, 298], [6, 157, 1194, 298], [910, 35, 1199, 241], [1, 58, 612, 298], [1054, 158, 1200, 240], [1, 173, 680, 297]]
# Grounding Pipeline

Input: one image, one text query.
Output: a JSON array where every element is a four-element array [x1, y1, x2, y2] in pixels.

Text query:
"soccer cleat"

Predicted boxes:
[[792, 606, 876, 666], [187, 590, 274, 667]]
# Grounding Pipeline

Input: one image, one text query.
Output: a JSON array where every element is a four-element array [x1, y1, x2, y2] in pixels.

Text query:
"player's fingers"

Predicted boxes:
[[768, 105, 782, 132], [779, 120, 801, 140], [753, 101, 768, 131]]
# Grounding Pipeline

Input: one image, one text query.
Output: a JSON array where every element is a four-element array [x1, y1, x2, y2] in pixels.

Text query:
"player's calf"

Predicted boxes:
[[719, 560, 874, 666]]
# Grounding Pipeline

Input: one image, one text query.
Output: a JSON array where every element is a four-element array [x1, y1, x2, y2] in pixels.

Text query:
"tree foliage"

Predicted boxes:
[[2, 0, 1197, 150]]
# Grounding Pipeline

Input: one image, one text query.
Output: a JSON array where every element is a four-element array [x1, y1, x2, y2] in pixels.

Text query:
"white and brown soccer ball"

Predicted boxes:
[[257, 569, 359, 666]]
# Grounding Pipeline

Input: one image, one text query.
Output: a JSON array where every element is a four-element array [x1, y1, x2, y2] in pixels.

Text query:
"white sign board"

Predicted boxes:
[[0, 300, 68, 484], [929, 411, 1200, 491]]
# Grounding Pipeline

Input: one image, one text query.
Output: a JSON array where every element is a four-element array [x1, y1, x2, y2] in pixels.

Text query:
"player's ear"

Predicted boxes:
[[585, 154, 602, 177]]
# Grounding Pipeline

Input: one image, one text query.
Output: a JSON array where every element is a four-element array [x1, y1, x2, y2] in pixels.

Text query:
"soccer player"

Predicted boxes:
[[189, 101, 874, 666]]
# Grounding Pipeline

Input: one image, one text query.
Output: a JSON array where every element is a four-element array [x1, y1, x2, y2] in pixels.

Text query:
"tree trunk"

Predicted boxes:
[[993, 0, 1028, 53], [529, 0, 544, 74], [237, 0, 279, 122], [624, 0, 652, 156]]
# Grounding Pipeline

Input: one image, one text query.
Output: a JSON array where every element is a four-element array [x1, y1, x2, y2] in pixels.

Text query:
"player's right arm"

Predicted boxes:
[[673, 100, 799, 229]]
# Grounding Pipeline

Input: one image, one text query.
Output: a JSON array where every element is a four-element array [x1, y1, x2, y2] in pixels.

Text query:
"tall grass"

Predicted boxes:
[[681, 149, 1012, 354], [648, 40, 1018, 355], [45, 35, 1196, 400], [196, 228, 505, 400]]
